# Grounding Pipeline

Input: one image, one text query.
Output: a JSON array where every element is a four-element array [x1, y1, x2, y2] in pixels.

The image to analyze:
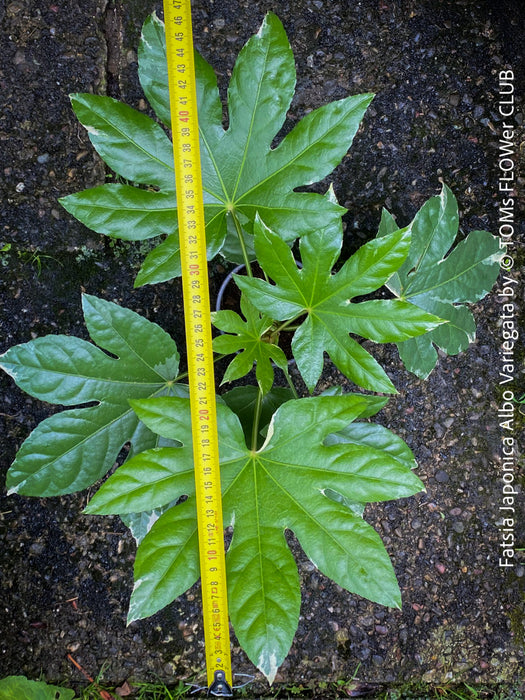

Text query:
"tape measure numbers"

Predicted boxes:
[[163, 0, 232, 693]]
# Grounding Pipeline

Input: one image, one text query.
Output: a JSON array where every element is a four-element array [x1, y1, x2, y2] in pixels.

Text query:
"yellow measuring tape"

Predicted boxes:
[[162, 1, 232, 695]]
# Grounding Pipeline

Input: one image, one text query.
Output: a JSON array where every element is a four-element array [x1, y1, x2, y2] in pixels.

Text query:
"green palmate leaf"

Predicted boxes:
[[60, 12, 373, 285], [378, 184, 503, 377], [0, 676, 75, 700], [236, 217, 445, 393], [87, 394, 424, 682], [212, 296, 289, 394], [0, 295, 184, 496]]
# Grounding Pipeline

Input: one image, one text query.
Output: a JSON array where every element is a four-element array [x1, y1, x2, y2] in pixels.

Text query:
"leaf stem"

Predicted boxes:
[[275, 316, 303, 333], [175, 353, 228, 382], [284, 369, 299, 399], [251, 388, 264, 451], [230, 210, 253, 278]]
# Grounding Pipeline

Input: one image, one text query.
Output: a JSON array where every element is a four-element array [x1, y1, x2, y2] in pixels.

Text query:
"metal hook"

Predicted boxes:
[[187, 670, 254, 696], [208, 670, 233, 697]]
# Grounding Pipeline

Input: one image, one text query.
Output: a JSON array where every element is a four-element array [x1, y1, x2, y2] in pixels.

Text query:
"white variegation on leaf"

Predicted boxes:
[[236, 216, 445, 393], [60, 12, 373, 285], [84, 393, 424, 682], [377, 184, 503, 378]]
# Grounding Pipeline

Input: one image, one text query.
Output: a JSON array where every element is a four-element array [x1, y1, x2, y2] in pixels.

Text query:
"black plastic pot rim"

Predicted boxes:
[[215, 261, 301, 369], [215, 260, 302, 313]]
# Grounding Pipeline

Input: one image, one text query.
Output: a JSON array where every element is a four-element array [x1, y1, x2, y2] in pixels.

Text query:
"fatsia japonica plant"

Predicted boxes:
[[1, 11, 501, 684]]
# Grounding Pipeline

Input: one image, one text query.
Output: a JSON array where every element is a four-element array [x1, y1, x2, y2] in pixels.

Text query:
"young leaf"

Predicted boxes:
[[60, 12, 373, 285], [378, 184, 503, 377], [222, 385, 294, 448], [212, 296, 289, 394], [91, 394, 423, 682], [236, 217, 445, 393], [0, 295, 184, 496]]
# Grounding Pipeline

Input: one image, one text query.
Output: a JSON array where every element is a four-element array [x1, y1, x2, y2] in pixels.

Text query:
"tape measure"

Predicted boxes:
[[162, 0, 233, 694]]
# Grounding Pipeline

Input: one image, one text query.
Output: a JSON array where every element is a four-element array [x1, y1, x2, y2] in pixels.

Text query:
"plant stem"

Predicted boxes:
[[275, 316, 303, 333], [230, 209, 253, 278], [175, 354, 228, 382], [284, 369, 299, 399], [251, 388, 264, 451]]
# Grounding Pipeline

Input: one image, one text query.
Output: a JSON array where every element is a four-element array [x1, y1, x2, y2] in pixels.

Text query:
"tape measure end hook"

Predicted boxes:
[[208, 670, 233, 697]]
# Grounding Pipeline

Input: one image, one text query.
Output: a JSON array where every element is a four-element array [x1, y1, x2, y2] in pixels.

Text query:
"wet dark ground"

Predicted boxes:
[[1, 0, 525, 697]]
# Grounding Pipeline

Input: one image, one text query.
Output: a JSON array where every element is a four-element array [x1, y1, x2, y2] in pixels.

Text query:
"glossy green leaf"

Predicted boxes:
[[69, 93, 175, 189], [137, 11, 171, 127], [128, 499, 200, 623], [0, 295, 184, 496], [236, 217, 444, 393], [84, 447, 194, 516], [0, 676, 75, 700], [325, 422, 417, 473], [212, 296, 289, 394], [120, 501, 178, 545], [61, 185, 177, 241], [60, 12, 373, 285], [378, 184, 503, 377], [134, 234, 181, 286], [91, 394, 423, 681]]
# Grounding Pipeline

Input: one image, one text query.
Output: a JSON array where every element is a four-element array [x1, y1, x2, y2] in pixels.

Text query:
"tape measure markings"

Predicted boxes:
[[162, 0, 232, 691]]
